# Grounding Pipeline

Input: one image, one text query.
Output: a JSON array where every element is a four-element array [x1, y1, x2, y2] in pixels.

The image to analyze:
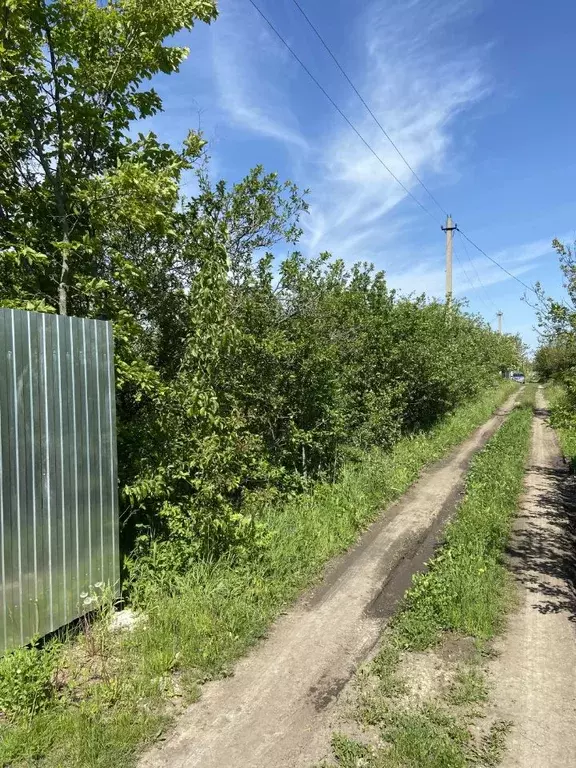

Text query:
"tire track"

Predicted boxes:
[[141, 393, 520, 768]]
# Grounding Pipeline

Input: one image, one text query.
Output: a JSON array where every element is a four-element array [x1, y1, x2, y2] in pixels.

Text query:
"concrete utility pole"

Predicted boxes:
[[441, 215, 457, 305], [497, 311, 503, 334]]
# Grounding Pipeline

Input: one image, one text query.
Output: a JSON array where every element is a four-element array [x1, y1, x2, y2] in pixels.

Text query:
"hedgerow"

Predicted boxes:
[[0, 1, 523, 578]]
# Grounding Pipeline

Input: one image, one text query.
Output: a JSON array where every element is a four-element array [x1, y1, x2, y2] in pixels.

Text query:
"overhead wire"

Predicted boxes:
[[450, 232, 497, 315], [246, 0, 440, 226], [457, 230, 499, 310], [453, 249, 494, 314], [288, 0, 448, 219], [453, 250, 479, 299], [457, 228, 538, 296], [246, 0, 539, 301]]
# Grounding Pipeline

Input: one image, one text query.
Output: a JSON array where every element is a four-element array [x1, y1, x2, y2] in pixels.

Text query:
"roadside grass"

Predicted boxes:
[[319, 388, 534, 768], [546, 383, 576, 467], [392, 391, 533, 650], [0, 382, 516, 768]]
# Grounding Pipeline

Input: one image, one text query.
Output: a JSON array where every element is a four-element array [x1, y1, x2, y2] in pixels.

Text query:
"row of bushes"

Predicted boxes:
[[0, 1, 523, 579], [121, 247, 524, 575]]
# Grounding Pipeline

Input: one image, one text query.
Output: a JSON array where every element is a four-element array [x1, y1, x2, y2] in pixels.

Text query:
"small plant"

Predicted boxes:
[[78, 582, 116, 659], [476, 719, 513, 766], [0, 642, 58, 722], [79, 581, 115, 616], [446, 667, 488, 706], [330, 733, 373, 766]]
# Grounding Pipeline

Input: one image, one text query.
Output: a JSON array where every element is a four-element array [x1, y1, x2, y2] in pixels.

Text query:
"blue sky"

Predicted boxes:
[[143, 0, 576, 351]]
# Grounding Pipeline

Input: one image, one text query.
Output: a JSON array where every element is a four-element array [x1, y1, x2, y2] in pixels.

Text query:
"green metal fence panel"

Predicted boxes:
[[0, 309, 119, 652]]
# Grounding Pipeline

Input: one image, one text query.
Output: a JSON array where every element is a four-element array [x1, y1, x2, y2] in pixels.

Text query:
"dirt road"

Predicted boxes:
[[141, 395, 518, 768], [490, 389, 576, 767]]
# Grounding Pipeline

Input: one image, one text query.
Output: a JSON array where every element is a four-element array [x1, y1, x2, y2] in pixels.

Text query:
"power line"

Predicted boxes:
[[288, 0, 448, 219], [247, 0, 538, 301], [453, 250, 495, 314], [457, 230, 498, 310], [287, 0, 537, 299], [246, 0, 440, 225], [453, 250, 479, 299], [458, 228, 538, 296]]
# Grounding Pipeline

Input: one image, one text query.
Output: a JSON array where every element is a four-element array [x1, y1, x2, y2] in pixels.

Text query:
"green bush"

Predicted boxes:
[[0, 643, 58, 722]]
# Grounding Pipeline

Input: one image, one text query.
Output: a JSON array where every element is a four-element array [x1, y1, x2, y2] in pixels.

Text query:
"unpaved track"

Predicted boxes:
[[490, 389, 576, 768], [141, 395, 519, 768]]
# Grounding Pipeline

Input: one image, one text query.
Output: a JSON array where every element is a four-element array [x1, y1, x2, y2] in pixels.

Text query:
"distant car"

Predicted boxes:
[[511, 372, 525, 384]]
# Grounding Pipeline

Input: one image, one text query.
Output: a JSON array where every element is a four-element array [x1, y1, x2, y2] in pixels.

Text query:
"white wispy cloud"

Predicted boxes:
[[303, 0, 488, 261], [209, 0, 502, 285], [211, 4, 308, 150]]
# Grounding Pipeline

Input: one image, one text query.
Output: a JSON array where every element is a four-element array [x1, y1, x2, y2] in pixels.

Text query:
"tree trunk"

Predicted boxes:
[[55, 188, 69, 316], [41, 0, 69, 315], [58, 246, 69, 315]]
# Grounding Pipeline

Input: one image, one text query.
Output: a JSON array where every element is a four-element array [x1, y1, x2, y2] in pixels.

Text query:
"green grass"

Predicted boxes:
[[446, 667, 488, 706], [320, 389, 535, 768], [474, 720, 513, 767], [393, 390, 534, 649], [0, 382, 516, 768], [329, 706, 471, 768], [546, 383, 576, 468]]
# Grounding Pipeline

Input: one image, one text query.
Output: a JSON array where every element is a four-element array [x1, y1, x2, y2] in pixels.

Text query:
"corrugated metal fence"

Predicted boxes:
[[0, 309, 119, 652]]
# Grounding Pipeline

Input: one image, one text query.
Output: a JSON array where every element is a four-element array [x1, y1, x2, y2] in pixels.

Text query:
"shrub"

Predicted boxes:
[[0, 643, 58, 722]]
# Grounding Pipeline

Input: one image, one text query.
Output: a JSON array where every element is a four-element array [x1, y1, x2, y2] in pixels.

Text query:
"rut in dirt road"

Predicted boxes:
[[140, 394, 519, 768], [490, 389, 576, 768]]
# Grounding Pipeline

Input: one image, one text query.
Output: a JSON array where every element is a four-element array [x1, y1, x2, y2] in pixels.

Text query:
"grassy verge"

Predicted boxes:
[[546, 383, 576, 468], [0, 382, 516, 768], [320, 387, 534, 768]]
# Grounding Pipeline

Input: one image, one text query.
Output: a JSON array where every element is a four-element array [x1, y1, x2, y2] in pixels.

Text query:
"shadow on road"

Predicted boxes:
[[506, 410, 576, 622]]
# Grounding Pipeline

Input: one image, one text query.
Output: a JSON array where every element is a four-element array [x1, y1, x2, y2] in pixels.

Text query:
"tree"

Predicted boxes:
[[0, 0, 217, 314], [533, 238, 576, 378], [533, 238, 576, 431]]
